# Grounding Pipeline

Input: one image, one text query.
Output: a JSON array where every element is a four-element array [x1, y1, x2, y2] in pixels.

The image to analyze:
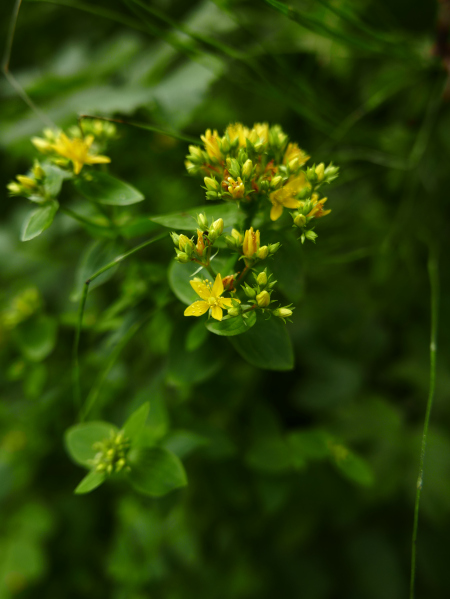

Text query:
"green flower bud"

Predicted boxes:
[[211, 218, 224, 235], [242, 284, 256, 299], [170, 232, 180, 246], [204, 176, 219, 191], [7, 182, 22, 195], [257, 245, 269, 260], [324, 163, 340, 183], [196, 213, 209, 230], [305, 230, 318, 243], [268, 243, 281, 255], [225, 235, 239, 249], [188, 145, 204, 163], [256, 271, 268, 287], [293, 213, 306, 228], [297, 186, 312, 200], [273, 307, 293, 318], [175, 251, 190, 263], [256, 290, 271, 308], [227, 306, 241, 317], [238, 148, 248, 163], [32, 161, 46, 180], [179, 234, 194, 252], [221, 137, 231, 153], [270, 175, 283, 188], [306, 165, 318, 183], [242, 159, 253, 179], [315, 163, 325, 182]]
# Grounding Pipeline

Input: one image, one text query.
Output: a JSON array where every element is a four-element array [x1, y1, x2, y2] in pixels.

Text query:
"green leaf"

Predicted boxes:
[[127, 447, 187, 497], [74, 171, 144, 205], [206, 310, 257, 336], [246, 436, 293, 473], [163, 430, 209, 459], [65, 422, 118, 467], [74, 470, 106, 494], [14, 315, 57, 362], [287, 429, 331, 469], [332, 448, 374, 487], [229, 315, 294, 371], [185, 319, 209, 351], [21, 200, 59, 241], [168, 326, 223, 385], [42, 163, 72, 197], [123, 402, 150, 441], [168, 260, 214, 305], [150, 203, 245, 231]]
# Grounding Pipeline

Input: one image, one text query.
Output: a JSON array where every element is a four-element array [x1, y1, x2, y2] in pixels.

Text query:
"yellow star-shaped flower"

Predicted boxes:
[[33, 132, 111, 175], [184, 274, 240, 321], [269, 172, 309, 221]]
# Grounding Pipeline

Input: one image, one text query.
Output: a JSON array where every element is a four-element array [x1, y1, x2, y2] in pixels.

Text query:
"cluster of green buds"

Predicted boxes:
[[89, 430, 130, 476], [185, 123, 339, 244], [225, 227, 280, 266], [7, 161, 51, 203], [232, 269, 294, 321], [171, 214, 224, 266]]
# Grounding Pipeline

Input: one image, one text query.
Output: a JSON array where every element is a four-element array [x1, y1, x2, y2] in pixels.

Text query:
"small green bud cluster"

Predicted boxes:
[[7, 161, 49, 203], [305, 162, 339, 186], [90, 430, 130, 476], [172, 215, 224, 264], [272, 305, 295, 322], [242, 269, 277, 309]]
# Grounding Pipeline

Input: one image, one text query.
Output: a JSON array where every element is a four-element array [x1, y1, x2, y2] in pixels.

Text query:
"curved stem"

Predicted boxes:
[[409, 244, 439, 599]]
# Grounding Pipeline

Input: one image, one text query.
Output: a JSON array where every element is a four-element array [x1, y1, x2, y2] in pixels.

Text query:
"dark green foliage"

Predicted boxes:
[[1, 0, 449, 598]]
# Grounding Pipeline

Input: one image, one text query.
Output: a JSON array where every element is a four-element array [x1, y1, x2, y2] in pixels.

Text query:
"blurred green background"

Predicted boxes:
[[1, 0, 450, 597]]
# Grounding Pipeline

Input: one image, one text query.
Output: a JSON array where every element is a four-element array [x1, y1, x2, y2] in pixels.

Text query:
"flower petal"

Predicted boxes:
[[86, 155, 111, 165], [190, 280, 211, 300], [270, 203, 283, 221], [283, 197, 301, 209], [184, 301, 209, 317], [211, 273, 223, 297], [211, 305, 223, 321]]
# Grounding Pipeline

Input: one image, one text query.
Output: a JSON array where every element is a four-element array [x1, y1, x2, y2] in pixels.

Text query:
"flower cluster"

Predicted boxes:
[[7, 120, 115, 203], [172, 123, 340, 326], [185, 122, 339, 239], [89, 430, 130, 476]]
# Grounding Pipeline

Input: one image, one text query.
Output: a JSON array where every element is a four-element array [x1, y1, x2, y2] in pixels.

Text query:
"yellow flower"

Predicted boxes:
[[283, 143, 310, 169], [308, 194, 331, 219], [269, 173, 308, 221], [242, 227, 260, 258], [200, 129, 222, 163], [225, 123, 250, 148], [184, 274, 239, 321], [47, 133, 110, 175], [227, 176, 245, 199], [249, 122, 269, 145]]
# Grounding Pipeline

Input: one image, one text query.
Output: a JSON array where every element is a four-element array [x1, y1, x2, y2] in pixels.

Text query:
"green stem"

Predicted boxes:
[[72, 231, 167, 411], [60, 206, 113, 233], [409, 245, 439, 599]]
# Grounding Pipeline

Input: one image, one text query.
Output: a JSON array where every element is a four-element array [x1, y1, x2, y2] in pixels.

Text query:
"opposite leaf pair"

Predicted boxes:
[[65, 402, 187, 496]]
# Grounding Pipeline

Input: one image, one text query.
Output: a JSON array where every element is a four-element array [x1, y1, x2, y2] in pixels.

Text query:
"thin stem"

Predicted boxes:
[[79, 114, 198, 145], [2, 0, 56, 128], [409, 244, 439, 599], [72, 231, 167, 411]]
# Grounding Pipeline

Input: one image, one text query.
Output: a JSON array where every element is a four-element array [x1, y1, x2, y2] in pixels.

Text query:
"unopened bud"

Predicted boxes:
[[315, 163, 325, 182], [293, 213, 306, 228], [206, 191, 219, 200], [231, 229, 243, 244], [256, 271, 268, 286], [197, 213, 208, 230], [211, 218, 224, 235], [179, 234, 194, 252], [268, 243, 280, 255], [196, 229, 205, 256], [175, 251, 190, 263], [257, 245, 269, 260], [227, 306, 240, 317], [305, 230, 318, 243], [256, 290, 271, 308], [273, 307, 293, 319], [188, 145, 203, 163], [243, 284, 256, 299], [204, 176, 219, 191], [242, 159, 253, 179], [170, 232, 180, 246], [16, 176, 36, 189], [270, 175, 282, 188], [7, 182, 22, 195], [306, 165, 317, 183], [32, 162, 45, 180]]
